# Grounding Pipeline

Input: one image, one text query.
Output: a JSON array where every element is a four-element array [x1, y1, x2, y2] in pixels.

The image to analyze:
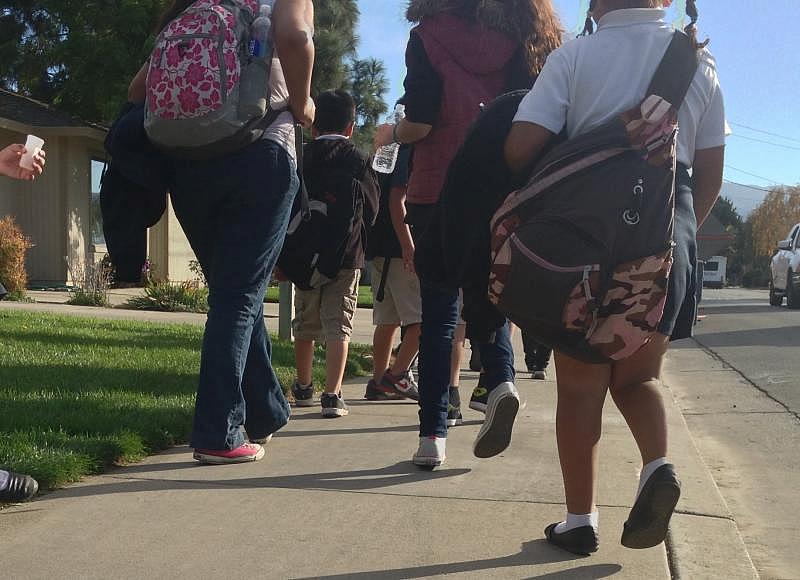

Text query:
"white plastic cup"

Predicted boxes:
[[19, 135, 45, 170]]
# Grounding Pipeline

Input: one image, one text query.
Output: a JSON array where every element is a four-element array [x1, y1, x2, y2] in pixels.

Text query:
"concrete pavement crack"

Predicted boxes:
[[691, 337, 800, 424]]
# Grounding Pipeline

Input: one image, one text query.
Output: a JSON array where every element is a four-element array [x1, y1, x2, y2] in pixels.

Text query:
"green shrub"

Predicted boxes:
[[66, 254, 112, 306], [67, 289, 110, 307], [0, 215, 33, 298], [125, 280, 209, 313]]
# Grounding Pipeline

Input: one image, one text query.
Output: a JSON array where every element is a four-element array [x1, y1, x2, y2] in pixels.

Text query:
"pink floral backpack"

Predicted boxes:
[[489, 32, 699, 363], [144, 0, 279, 158]]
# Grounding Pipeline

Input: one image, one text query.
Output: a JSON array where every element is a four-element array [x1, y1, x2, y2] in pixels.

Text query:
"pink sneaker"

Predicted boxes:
[[193, 442, 265, 464]]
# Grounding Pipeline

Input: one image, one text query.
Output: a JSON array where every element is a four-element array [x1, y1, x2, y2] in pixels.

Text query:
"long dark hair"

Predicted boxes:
[[407, 0, 563, 75], [156, 0, 196, 32]]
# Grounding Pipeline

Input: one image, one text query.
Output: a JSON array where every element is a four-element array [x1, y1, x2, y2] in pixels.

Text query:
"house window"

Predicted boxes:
[[90, 159, 106, 246]]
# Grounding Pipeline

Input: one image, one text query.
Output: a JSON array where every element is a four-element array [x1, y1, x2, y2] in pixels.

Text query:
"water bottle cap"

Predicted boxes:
[[260, 4, 271, 16]]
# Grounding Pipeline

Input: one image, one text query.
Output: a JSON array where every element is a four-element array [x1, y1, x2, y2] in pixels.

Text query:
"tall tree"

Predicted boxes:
[[311, 0, 359, 96], [1, 0, 388, 142], [748, 186, 800, 258], [1, 1, 163, 122], [346, 57, 388, 151]]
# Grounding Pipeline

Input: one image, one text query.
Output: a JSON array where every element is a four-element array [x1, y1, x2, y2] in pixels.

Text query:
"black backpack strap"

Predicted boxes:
[[293, 122, 311, 221], [646, 31, 700, 109], [375, 258, 391, 302]]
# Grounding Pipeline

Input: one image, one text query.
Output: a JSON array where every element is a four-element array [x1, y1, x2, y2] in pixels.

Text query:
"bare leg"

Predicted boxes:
[[325, 339, 349, 395], [372, 324, 397, 382], [553, 351, 611, 514], [609, 335, 670, 464], [450, 323, 466, 387], [294, 339, 315, 386], [391, 323, 420, 375]]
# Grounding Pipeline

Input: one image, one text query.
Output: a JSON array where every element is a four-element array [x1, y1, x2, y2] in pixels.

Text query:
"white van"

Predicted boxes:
[[703, 256, 727, 288]]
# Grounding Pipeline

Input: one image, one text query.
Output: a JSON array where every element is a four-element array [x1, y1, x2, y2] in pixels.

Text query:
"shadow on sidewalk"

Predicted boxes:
[[46, 461, 471, 500], [290, 541, 622, 579]]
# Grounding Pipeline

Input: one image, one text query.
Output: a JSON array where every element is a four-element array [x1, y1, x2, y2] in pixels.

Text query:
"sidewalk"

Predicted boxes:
[[0, 300, 758, 578]]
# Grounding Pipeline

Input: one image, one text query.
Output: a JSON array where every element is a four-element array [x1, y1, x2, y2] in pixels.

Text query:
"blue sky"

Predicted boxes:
[[356, 0, 800, 207]]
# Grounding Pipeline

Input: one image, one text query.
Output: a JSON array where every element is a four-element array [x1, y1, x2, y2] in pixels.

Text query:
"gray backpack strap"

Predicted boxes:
[[647, 31, 700, 109]]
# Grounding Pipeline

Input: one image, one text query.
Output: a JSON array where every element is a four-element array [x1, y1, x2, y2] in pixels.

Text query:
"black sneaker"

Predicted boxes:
[[447, 386, 463, 427], [0, 472, 39, 503], [621, 464, 681, 549], [379, 370, 420, 400], [545, 523, 599, 556], [531, 368, 547, 380], [321, 393, 349, 418], [291, 381, 315, 407], [473, 381, 520, 458], [469, 375, 488, 413], [364, 379, 404, 401]]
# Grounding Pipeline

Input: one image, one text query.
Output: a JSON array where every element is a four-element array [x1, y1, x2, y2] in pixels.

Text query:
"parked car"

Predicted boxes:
[[770, 223, 800, 308], [703, 256, 727, 288]]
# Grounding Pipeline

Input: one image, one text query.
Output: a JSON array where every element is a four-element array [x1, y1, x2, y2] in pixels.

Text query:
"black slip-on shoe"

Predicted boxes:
[[621, 463, 681, 549], [0, 472, 39, 503], [544, 523, 599, 556]]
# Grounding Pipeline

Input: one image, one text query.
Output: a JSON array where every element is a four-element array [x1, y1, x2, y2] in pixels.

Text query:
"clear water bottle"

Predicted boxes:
[[372, 104, 406, 174], [239, 2, 273, 120], [249, 3, 272, 58]]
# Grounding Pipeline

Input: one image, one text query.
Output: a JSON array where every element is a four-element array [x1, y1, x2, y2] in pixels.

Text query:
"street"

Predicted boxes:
[[666, 288, 800, 579]]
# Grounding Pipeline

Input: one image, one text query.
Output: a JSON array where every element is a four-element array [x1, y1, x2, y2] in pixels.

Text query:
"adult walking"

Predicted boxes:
[[375, 0, 562, 467], [130, 0, 315, 464]]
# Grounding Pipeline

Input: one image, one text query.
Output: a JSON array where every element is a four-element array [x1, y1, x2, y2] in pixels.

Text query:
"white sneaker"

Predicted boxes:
[[473, 381, 520, 459], [412, 436, 446, 467]]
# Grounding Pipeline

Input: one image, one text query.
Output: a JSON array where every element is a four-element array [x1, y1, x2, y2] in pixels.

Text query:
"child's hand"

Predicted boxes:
[[401, 240, 416, 274], [0, 144, 46, 181]]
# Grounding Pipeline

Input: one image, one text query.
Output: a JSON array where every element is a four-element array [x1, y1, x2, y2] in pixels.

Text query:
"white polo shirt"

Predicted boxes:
[[513, 8, 727, 167]]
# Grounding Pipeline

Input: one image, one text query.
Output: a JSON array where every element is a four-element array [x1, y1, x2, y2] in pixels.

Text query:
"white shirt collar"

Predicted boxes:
[[597, 8, 666, 30], [314, 134, 349, 141]]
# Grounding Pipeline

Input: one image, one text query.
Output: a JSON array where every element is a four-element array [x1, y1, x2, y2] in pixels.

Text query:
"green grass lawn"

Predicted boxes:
[[265, 285, 374, 308], [0, 310, 372, 490]]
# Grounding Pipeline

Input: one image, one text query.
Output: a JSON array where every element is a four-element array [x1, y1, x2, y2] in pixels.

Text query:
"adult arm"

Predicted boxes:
[[374, 32, 438, 148], [691, 146, 725, 227], [128, 63, 148, 104], [273, 0, 315, 127]]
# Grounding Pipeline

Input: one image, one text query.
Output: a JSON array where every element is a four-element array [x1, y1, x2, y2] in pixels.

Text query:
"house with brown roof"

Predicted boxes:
[[0, 88, 195, 285]]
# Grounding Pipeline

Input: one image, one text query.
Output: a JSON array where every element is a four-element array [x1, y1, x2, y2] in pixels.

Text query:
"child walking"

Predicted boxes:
[[290, 90, 379, 418], [505, 0, 725, 554]]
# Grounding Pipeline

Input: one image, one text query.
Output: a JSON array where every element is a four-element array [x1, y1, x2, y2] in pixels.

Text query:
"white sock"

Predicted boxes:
[[637, 457, 669, 499], [554, 511, 598, 533]]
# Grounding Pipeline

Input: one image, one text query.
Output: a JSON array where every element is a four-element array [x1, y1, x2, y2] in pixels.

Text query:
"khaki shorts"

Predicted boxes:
[[292, 269, 360, 342], [371, 257, 422, 327]]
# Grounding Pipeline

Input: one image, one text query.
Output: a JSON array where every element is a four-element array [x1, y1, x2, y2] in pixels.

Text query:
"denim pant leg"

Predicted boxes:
[[418, 280, 460, 438], [477, 322, 516, 389], [171, 140, 297, 450], [241, 301, 291, 440]]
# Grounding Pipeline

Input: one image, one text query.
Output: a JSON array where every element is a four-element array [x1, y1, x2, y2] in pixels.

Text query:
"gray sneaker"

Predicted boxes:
[[321, 393, 349, 418], [473, 382, 520, 458], [291, 381, 315, 407], [412, 436, 446, 468]]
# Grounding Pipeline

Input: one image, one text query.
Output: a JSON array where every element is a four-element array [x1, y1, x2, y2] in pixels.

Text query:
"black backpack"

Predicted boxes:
[[489, 32, 699, 363], [278, 140, 371, 290]]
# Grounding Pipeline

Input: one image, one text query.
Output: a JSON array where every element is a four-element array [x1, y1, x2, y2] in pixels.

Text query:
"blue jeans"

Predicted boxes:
[[418, 280, 515, 438], [170, 140, 298, 450]]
